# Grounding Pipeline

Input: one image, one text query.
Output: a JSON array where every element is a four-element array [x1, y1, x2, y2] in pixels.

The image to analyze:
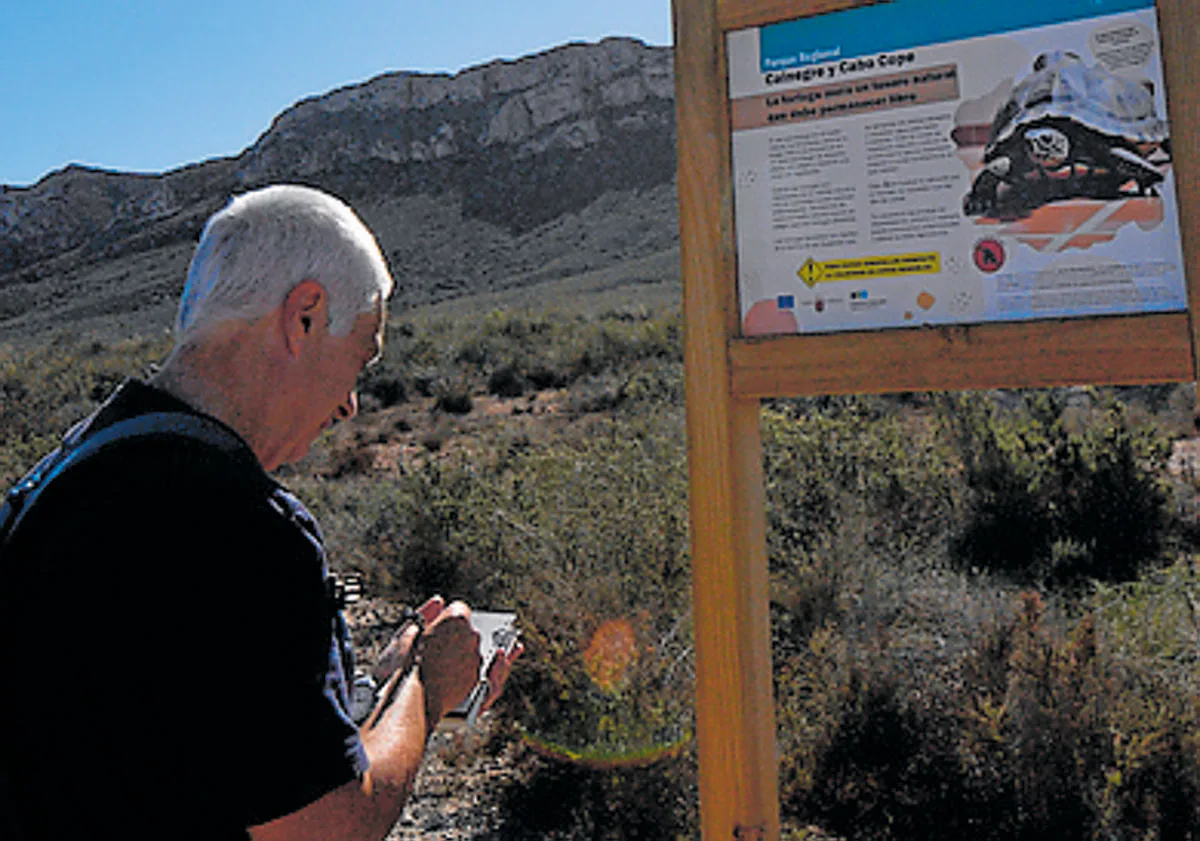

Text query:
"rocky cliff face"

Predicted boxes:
[[0, 38, 676, 284]]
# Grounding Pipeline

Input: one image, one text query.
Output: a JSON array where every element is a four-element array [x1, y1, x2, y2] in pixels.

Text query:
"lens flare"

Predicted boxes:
[[516, 614, 693, 769], [517, 725, 690, 770], [582, 618, 638, 694]]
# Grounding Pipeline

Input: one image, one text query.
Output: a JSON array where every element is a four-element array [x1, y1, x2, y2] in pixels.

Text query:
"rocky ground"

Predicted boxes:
[[389, 724, 525, 840]]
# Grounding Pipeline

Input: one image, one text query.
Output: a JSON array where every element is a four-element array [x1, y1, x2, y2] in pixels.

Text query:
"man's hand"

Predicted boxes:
[[365, 597, 482, 731], [367, 597, 523, 730], [415, 600, 484, 724], [369, 596, 445, 686], [250, 596, 522, 841]]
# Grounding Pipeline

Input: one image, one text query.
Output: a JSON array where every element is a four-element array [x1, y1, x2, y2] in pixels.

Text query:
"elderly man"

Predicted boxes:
[[0, 185, 516, 840]]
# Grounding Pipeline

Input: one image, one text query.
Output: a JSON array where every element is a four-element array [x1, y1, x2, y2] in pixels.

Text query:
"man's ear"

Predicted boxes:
[[281, 280, 328, 357]]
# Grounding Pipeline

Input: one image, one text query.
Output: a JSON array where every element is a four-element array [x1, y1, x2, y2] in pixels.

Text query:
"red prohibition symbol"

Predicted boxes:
[[973, 238, 1006, 273]]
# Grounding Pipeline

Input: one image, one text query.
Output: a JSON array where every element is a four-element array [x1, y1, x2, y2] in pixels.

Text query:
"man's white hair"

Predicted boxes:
[[175, 184, 394, 341]]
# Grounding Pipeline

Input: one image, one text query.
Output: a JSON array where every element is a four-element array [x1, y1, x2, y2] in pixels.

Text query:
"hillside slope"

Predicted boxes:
[[0, 38, 679, 343]]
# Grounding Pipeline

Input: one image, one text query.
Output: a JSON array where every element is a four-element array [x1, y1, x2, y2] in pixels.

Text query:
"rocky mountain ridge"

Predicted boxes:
[[0, 37, 678, 325]]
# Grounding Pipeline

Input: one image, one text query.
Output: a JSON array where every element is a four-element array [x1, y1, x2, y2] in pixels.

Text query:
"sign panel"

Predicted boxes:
[[728, 0, 1188, 336]]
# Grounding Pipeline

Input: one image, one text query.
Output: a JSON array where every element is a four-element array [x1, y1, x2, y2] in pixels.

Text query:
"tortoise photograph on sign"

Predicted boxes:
[[960, 50, 1171, 217]]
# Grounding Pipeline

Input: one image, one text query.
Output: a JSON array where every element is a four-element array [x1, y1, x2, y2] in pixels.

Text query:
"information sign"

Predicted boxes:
[[728, 0, 1188, 336]]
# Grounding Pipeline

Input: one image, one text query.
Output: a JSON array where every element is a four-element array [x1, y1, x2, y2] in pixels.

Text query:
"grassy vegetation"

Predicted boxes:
[[4, 297, 1200, 840], [0, 332, 170, 488]]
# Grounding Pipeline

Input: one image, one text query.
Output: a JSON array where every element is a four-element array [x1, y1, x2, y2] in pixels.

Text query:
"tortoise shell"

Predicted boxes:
[[987, 51, 1167, 154]]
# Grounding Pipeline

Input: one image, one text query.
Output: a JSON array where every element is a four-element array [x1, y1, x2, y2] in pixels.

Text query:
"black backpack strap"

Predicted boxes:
[[0, 407, 248, 839], [0, 410, 249, 839], [0, 411, 247, 548]]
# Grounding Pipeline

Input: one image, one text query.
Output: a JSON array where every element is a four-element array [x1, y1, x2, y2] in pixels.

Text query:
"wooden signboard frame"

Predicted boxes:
[[671, 0, 1200, 838]]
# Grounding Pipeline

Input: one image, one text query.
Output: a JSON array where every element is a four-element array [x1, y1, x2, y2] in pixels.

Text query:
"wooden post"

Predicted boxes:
[[673, 0, 781, 838], [1157, 0, 1200, 379]]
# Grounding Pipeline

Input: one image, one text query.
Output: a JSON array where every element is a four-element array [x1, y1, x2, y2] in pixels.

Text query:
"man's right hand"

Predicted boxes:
[[365, 596, 482, 732], [414, 600, 483, 726]]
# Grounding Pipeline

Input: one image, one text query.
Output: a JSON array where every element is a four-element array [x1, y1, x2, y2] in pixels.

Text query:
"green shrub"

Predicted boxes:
[[434, 386, 474, 415], [488, 364, 527, 398], [778, 588, 1200, 841], [464, 412, 694, 763], [352, 462, 487, 604], [799, 671, 973, 841], [762, 397, 961, 651], [943, 391, 1173, 588], [763, 397, 959, 560], [358, 369, 407, 408]]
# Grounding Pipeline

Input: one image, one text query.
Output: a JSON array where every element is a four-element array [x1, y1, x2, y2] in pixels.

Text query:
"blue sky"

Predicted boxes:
[[0, 0, 673, 188]]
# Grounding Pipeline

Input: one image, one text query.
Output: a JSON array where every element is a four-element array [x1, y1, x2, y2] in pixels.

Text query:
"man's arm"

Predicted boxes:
[[248, 600, 488, 841]]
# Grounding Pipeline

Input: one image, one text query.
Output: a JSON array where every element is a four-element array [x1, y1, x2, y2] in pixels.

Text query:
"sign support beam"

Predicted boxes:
[[674, 0, 781, 838], [1158, 0, 1200, 375]]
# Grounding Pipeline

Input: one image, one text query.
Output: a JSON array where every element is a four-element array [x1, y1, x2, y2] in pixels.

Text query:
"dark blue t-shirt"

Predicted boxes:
[[0, 380, 368, 840]]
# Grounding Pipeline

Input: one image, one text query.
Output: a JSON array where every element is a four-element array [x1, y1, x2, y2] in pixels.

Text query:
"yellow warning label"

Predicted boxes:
[[797, 252, 941, 288]]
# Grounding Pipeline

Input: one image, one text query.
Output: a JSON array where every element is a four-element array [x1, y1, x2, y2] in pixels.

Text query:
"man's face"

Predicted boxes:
[[276, 298, 385, 468]]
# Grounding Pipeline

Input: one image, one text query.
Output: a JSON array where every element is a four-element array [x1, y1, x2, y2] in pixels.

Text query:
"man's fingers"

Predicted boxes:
[[483, 640, 523, 710], [371, 598, 443, 684], [434, 599, 472, 622], [416, 595, 445, 624]]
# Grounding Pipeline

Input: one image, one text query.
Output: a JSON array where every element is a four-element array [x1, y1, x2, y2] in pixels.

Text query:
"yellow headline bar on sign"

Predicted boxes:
[[797, 252, 941, 288]]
